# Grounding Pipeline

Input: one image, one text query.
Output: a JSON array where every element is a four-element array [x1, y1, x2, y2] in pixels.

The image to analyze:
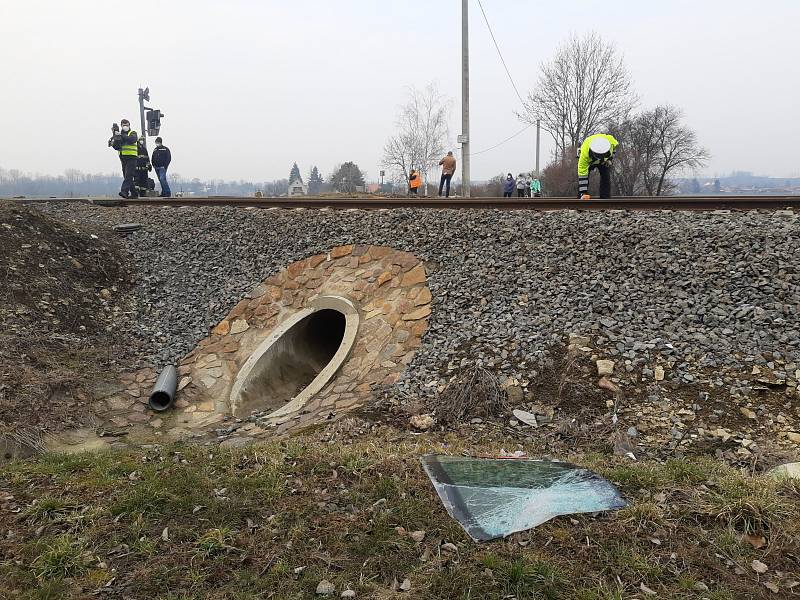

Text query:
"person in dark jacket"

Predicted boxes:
[[135, 138, 152, 196], [108, 118, 139, 198], [151, 137, 172, 197], [502, 173, 515, 198]]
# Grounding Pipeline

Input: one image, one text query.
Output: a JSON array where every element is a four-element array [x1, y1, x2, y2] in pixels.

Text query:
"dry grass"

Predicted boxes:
[[1, 426, 798, 599], [433, 364, 508, 424]]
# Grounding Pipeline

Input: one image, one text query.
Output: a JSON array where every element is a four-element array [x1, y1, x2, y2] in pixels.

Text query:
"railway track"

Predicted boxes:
[[10, 195, 800, 211]]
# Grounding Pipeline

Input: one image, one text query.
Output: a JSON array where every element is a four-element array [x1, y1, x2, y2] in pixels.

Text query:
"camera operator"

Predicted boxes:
[[108, 118, 139, 198]]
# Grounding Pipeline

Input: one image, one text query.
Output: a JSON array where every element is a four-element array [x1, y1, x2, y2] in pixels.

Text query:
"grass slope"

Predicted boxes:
[[1, 428, 798, 599]]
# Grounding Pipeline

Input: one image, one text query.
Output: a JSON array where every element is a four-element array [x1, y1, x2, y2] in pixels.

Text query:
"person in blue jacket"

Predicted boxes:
[[502, 173, 515, 197]]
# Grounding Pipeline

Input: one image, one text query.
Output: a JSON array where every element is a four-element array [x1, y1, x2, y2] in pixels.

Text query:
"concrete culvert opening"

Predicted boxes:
[[230, 297, 360, 418]]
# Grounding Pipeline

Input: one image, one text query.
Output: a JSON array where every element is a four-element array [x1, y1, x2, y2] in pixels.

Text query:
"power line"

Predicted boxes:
[[469, 0, 529, 157], [475, 0, 526, 107], [470, 124, 533, 156]]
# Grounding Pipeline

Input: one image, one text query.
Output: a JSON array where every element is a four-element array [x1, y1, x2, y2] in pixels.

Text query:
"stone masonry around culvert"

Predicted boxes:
[[91, 245, 431, 445]]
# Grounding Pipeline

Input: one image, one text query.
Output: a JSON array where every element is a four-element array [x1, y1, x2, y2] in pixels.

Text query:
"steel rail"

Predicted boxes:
[[7, 196, 800, 211], [119, 196, 800, 211]]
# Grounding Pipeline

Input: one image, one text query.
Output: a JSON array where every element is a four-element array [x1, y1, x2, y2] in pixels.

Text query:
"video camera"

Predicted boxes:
[[109, 123, 122, 149]]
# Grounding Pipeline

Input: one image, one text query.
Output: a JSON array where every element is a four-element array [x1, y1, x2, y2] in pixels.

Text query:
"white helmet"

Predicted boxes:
[[589, 136, 612, 159]]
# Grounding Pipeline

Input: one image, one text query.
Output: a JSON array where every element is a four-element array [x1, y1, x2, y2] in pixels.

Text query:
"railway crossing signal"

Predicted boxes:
[[137, 87, 165, 148]]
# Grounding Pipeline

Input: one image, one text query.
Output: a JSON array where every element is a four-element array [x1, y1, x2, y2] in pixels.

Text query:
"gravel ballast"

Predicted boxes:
[[41, 204, 800, 402]]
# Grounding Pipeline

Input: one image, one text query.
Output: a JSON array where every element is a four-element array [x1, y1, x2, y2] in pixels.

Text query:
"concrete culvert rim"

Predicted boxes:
[[229, 296, 360, 419]]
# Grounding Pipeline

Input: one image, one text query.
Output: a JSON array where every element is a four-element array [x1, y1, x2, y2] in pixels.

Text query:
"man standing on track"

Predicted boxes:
[[577, 133, 619, 199], [438, 151, 456, 198], [151, 137, 172, 197], [108, 118, 138, 199]]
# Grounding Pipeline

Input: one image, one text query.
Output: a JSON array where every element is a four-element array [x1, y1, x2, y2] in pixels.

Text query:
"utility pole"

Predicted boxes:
[[460, 0, 471, 198], [535, 119, 541, 176]]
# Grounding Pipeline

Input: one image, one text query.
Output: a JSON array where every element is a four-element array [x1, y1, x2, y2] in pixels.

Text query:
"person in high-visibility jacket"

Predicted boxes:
[[577, 133, 619, 199], [108, 118, 139, 198], [409, 168, 422, 195]]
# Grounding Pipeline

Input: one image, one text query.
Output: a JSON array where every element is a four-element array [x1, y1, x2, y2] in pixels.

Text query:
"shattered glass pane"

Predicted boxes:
[[421, 455, 627, 542]]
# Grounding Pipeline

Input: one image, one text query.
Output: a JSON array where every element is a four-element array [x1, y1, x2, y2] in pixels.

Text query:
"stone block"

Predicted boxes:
[[401, 264, 426, 287], [411, 321, 427, 336], [377, 272, 393, 287], [596, 360, 616, 376], [246, 283, 268, 299], [308, 254, 327, 268], [264, 273, 284, 286], [331, 245, 354, 258], [230, 299, 250, 319], [414, 288, 432, 306], [287, 259, 307, 278], [403, 306, 431, 321], [230, 320, 250, 335], [255, 303, 279, 318], [369, 246, 392, 259], [212, 320, 230, 336]]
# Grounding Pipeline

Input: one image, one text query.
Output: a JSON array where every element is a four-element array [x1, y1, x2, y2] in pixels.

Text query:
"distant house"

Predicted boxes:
[[288, 178, 307, 196]]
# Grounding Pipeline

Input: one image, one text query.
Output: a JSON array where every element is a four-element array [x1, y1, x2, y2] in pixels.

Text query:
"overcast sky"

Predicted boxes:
[[1, 0, 797, 182]]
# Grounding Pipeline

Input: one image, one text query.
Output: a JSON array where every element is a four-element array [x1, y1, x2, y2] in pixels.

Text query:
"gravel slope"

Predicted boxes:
[[42, 204, 800, 401]]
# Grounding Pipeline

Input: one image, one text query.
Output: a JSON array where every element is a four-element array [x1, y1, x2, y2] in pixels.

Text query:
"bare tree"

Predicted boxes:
[[382, 83, 451, 193], [520, 32, 637, 159], [611, 105, 709, 196]]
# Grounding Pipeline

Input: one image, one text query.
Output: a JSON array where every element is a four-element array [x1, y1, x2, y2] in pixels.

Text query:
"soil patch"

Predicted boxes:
[[0, 201, 133, 441]]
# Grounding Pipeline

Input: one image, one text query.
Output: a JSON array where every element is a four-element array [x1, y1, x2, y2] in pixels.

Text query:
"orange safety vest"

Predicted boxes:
[[409, 171, 422, 189]]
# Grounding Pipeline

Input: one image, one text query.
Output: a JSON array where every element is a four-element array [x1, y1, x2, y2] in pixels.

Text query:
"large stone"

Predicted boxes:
[[369, 246, 392, 259], [376, 272, 393, 287], [410, 414, 435, 431], [739, 407, 757, 420], [411, 321, 427, 337], [230, 320, 250, 335], [287, 259, 307, 278], [316, 580, 336, 596], [769, 462, 800, 480], [212, 320, 230, 336], [414, 287, 432, 306], [788, 432, 800, 444], [401, 264, 426, 287], [596, 360, 615, 376], [403, 306, 431, 321], [308, 254, 327, 268], [330, 245, 354, 259]]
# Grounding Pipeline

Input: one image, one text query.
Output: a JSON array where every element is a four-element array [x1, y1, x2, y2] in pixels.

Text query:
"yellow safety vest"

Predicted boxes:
[[120, 131, 138, 156]]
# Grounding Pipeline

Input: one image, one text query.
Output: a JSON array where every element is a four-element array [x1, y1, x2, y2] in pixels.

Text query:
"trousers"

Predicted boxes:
[[592, 163, 612, 199], [120, 155, 137, 198], [438, 173, 453, 197], [156, 166, 171, 197]]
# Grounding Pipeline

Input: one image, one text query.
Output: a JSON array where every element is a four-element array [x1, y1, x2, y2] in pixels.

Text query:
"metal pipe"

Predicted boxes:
[[149, 365, 177, 412]]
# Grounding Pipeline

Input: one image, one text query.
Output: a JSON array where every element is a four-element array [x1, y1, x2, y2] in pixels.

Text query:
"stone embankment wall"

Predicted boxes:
[[39, 204, 800, 449]]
